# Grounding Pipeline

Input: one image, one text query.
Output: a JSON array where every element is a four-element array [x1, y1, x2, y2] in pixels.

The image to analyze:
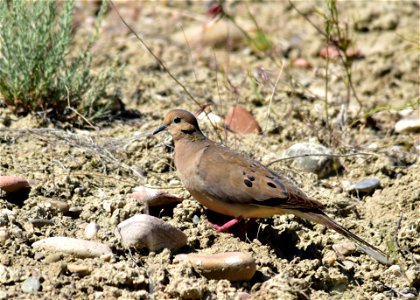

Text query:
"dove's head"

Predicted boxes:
[[153, 109, 204, 141]]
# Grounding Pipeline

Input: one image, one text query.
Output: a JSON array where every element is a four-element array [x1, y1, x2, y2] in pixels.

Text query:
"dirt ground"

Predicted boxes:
[[0, 1, 419, 299]]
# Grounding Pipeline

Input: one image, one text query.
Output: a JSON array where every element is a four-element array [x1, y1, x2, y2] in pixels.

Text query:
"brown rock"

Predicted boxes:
[[293, 58, 312, 69], [0, 176, 30, 193], [175, 252, 256, 281], [224, 105, 261, 134]]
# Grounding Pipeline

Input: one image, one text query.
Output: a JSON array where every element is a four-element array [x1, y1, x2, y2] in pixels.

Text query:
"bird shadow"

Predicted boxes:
[[206, 210, 322, 261]]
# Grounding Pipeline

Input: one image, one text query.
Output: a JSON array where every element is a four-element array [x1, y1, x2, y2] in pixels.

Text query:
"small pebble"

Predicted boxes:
[[174, 252, 256, 281], [131, 186, 183, 207], [171, 18, 254, 49], [67, 207, 82, 218], [33, 252, 45, 261], [43, 253, 64, 264], [192, 215, 200, 225], [21, 277, 41, 293], [67, 263, 91, 276], [385, 264, 402, 276], [84, 222, 100, 239], [237, 292, 252, 300], [0, 228, 9, 243], [45, 199, 69, 214], [293, 58, 312, 69], [322, 250, 337, 266], [168, 179, 181, 186], [197, 112, 224, 127], [395, 118, 420, 133], [319, 46, 340, 59], [346, 178, 380, 193], [341, 260, 355, 271], [102, 201, 113, 213], [333, 241, 357, 257], [116, 214, 187, 251]]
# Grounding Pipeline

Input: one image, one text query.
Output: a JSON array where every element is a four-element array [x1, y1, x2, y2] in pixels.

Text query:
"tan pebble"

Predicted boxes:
[[100, 253, 113, 262], [43, 253, 64, 264], [174, 252, 256, 281], [319, 46, 340, 59], [237, 292, 252, 300], [115, 214, 187, 251], [102, 201, 113, 213], [333, 241, 357, 256], [293, 58, 312, 69], [67, 206, 83, 217], [345, 48, 362, 58], [67, 263, 91, 276], [84, 222, 99, 239], [45, 199, 69, 214], [224, 105, 261, 134], [341, 260, 355, 271], [1, 209, 15, 223], [322, 250, 337, 266], [131, 186, 183, 207], [385, 264, 401, 276], [0, 228, 9, 243], [172, 18, 255, 49], [32, 237, 112, 258], [0, 176, 30, 192]]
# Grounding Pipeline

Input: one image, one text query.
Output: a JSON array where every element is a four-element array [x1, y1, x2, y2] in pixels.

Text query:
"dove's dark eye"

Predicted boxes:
[[173, 117, 181, 124]]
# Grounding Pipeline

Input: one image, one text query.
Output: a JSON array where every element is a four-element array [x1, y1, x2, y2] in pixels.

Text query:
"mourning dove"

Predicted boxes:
[[153, 109, 391, 265]]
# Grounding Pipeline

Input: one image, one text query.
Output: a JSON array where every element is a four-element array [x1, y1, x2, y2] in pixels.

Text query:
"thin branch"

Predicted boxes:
[[108, 0, 201, 108]]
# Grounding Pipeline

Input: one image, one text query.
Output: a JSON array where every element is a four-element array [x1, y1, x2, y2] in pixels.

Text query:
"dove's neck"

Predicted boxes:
[[174, 134, 209, 175]]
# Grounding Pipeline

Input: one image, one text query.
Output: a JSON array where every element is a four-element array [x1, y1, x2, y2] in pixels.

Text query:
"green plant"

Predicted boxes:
[[0, 0, 120, 123], [290, 0, 361, 145]]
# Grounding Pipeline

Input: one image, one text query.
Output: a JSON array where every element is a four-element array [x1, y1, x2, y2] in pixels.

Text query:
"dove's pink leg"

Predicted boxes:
[[208, 217, 243, 232]]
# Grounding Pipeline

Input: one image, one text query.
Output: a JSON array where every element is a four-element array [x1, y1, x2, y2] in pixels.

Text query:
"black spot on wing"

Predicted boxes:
[[267, 182, 276, 188], [244, 179, 253, 187], [247, 175, 255, 181], [255, 197, 288, 207]]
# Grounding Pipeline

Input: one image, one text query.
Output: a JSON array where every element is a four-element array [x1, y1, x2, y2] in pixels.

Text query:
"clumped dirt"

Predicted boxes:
[[0, 2, 419, 299]]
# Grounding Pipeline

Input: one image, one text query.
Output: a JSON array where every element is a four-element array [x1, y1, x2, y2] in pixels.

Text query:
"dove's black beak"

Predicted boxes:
[[153, 124, 167, 135]]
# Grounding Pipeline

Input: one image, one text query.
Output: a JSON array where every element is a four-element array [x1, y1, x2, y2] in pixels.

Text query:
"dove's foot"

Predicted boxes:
[[208, 217, 243, 232]]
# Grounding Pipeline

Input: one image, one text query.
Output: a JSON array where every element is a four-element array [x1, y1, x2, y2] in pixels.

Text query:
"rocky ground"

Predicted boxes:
[[0, 1, 419, 299]]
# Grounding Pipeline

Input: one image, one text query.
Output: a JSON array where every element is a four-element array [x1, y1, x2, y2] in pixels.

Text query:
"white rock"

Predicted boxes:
[[32, 237, 112, 258], [282, 142, 341, 178], [116, 214, 187, 251], [0, 228, 9, 243], [395, 118, 420, 133], [84, 222, 100, 239], [197, 112, 224, 126], [102, 201, 113, 213]]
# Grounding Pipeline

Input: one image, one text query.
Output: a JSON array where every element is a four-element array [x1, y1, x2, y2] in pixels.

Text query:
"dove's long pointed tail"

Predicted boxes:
[[292, 210, 392, 265]]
